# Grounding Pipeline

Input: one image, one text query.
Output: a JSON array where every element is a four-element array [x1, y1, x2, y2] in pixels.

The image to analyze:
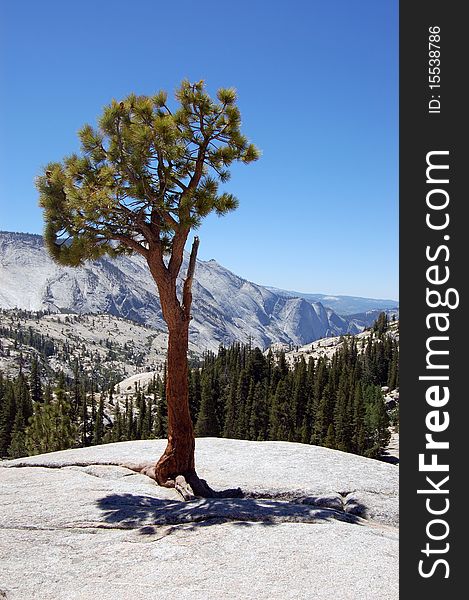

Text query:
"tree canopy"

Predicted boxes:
[[36, 80, 260, 267], [36, 80, 260, 496]]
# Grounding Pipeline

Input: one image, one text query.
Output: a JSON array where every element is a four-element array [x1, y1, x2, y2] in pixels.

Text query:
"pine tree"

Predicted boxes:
[[37, 80, 259, 491], [300, 358, 315, 444], [93, 395, 104, 445], [387, 342, 399, 390], [43, 382, 53, 404], [333, 369, 353, 453], [223, 380, 238, 438], [153, 384, 167, 439], [26, 403, 52, 455], [112, 401, 123, 442], [90, 378, 97, 433], [26, 398, 76, 455], [72, 360, 81, 418], [246, 347, 267, 383], [0, 380, 16, 456], [235, 369, 250, 438], [16, 371, 33, 425], [312, 384, 334, 446], [188, 368, 202, 425], [352, 383, 366, 455], [364, 385, 390, 458], [324, 423, 335, 449], [30, 356, 43, 404], [269, 378, 293, 441], [142, 395, 153, 439], [136, 389, 145, 439], [55, 377, 76, 450], [249, 381, 268, 441], [292, 357, 308, 441], [374, 312, 389, 337], [6, 372, 31, 458], [81, 382, 89, 447], [194, 373, 219, 437], [8, 411, 28, 458], [244, 380, 256, 440], [26, 374, 76, 455]]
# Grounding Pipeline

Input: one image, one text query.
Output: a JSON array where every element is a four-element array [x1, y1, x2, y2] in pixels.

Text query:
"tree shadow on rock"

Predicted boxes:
[[96, 493, 366, 535]]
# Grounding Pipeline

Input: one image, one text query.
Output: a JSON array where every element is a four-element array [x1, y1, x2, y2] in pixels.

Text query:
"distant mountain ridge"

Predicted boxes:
[[266, 287, 398, 316], [0, 231, 397, 351]]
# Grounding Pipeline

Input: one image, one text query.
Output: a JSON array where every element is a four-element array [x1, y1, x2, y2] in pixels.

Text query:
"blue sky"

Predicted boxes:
[[0, 0, 398, 299]]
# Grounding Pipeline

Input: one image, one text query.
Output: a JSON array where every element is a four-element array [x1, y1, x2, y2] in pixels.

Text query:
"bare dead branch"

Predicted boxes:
[[182, 235, 200, 319]]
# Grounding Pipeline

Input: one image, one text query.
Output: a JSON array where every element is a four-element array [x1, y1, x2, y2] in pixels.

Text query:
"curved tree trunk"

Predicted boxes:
[[145, 237, 210, 497], [154, 319, 196, 484], [136, 237, 242, 499]]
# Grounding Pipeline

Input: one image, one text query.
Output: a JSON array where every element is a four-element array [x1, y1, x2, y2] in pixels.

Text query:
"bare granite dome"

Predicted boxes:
[[0, 438, 398, 600], [0, 232, 369, 352]]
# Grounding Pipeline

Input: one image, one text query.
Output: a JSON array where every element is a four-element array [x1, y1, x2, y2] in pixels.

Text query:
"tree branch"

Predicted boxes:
[[182, 236, 199, 319], [113, 234, 149, 258], [167, 226, 190, 280]]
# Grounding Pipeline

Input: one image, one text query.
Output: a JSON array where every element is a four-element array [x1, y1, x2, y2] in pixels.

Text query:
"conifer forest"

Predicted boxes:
[[0, 313, 398, 461]]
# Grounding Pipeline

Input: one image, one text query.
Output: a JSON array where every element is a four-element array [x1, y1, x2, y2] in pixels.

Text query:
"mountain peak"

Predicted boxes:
[[0, 231, 395, 350]]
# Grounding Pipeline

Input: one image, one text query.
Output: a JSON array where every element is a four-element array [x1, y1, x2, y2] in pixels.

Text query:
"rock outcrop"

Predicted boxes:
[[0, 438, 398, 599]]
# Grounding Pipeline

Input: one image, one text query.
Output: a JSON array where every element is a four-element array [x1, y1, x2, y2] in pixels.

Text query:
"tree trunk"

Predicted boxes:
[[154, 318, 196, 485], [135, 237, 242, 499]]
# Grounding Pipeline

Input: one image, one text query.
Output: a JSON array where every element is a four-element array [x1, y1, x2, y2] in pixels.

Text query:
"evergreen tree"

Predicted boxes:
[[269, 378, 293, 441], [26, 375, 76, 455], [112, 401, 123, 442], [153, 384, 167, 439], [8, 410, 28, 458], [136, 389, 145, 439], [43, 382, 53, 404], [142, 395, 154, 439], [30, 356, 43, 404], [89, 378, 97, 433], [246, 347, 267, 383], [249, 380, 269, 441], [223, 380, 238, 438], [16, 371, 33, 425], [374, 312, 389, 337], [387, 342, 399, 389], [26, 403, 53, 455], [26, 399, 76, 455], [0, 380, 16, 456], [188, 368, 202, 425], [363, 385, 390, 458], [312, 384, 334, 446], [243, 380, 256, 440], [80, 382, 89, 447], [37, 80, 259, 490], [195, 373, 219, 437], [324, 423, 335, 449], [292, 357, 308, 441], [300, 358, 315, 444], [333, 369, 353, 453], [93, 395, 104, 445], [55, 382, 76, 451], [72, 360, 81, 418], [235, 369, 250, 438], [351, 382, 366, 455]]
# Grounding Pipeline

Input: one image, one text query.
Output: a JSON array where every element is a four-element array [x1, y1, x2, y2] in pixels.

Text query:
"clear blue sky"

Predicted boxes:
[[0, 0, 398, 299]]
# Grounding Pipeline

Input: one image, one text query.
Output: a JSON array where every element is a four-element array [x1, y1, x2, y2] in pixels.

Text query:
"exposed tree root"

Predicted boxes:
[[121, 463, 243, 501]]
